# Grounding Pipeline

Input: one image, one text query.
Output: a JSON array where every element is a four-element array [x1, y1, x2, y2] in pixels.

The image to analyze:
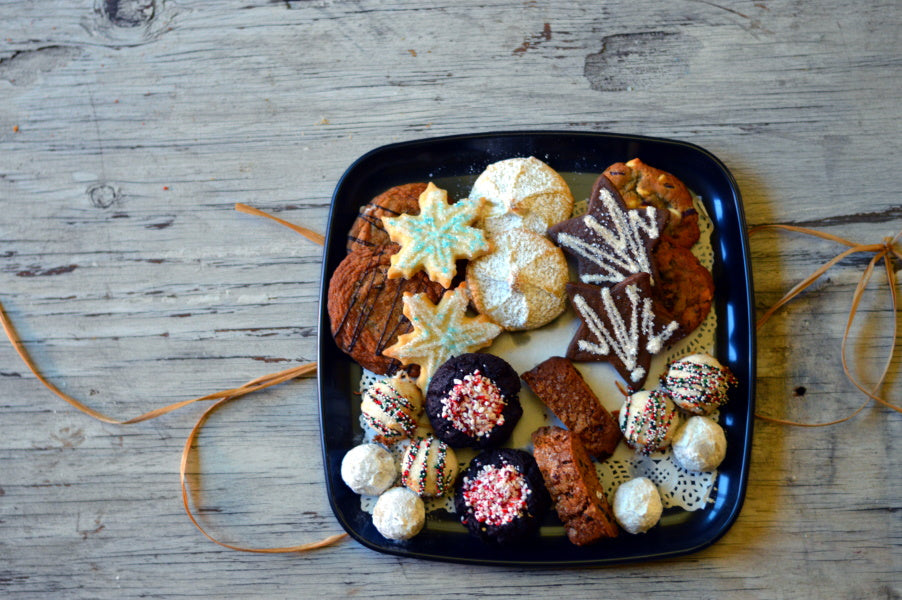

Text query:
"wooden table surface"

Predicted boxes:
[[1, 1, 899, 598]]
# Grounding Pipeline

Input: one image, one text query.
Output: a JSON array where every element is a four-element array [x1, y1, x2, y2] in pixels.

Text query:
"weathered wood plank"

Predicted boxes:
[[0, 0, 899, 598]]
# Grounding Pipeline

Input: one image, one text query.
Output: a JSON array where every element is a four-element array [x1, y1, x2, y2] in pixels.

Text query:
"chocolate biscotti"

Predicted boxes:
[[521, 357, 621, 459], [531, 426, 619, 545]]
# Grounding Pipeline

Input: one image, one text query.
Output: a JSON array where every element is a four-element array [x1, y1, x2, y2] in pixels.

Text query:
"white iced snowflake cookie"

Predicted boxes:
[[671, 415, 727, 472], [613, 477, 663, 534]]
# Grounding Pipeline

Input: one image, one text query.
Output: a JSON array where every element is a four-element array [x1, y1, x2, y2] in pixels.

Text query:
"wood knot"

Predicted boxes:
[[87, 183, 121, 209], [101, 0, 156, 28]]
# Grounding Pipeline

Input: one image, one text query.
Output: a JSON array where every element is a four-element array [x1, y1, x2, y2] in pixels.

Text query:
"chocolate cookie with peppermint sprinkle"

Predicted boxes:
[[425, 353, 522, 449], [454, 448, 550, 545]]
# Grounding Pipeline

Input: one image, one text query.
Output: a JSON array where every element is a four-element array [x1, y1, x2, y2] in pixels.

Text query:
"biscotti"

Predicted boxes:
[[531, 426, 619, 545], [521, 357, 621, 459]]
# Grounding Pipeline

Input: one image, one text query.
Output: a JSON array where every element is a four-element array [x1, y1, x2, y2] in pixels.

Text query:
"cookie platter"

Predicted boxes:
[[317, 131, 755, 566]]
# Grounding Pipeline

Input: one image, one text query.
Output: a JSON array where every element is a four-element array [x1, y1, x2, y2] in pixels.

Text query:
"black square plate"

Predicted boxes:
[[318, 131, 755, 566]]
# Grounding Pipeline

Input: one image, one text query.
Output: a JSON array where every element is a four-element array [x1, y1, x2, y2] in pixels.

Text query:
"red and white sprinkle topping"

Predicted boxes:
[[461, 463, 531, 526], [440, 370, 507, 437]]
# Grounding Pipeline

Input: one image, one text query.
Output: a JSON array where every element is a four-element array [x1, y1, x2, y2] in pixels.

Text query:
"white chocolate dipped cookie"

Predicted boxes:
[[469, 156, 574, 237], [465, 228, 568, 331]]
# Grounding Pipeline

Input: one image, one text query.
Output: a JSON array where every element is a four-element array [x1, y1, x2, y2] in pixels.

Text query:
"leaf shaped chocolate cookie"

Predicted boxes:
[[566, 273, 679, 390], [549, 176, 668, 287]]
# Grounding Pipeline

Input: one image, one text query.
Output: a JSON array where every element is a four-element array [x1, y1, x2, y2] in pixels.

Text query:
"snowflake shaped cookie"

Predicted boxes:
[[566, 273, 678, 390], [383, 286, 502, 391], [383, 183, 490, 288]]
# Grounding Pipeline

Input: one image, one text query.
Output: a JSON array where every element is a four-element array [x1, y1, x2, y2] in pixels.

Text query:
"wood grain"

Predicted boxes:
[[1, 0, 899, 598]]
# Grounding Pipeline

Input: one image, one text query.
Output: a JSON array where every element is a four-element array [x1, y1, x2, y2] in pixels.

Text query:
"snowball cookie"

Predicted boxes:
[[613, 477, 663, 534], [400, 434, 459, 497], [469, 156, 574, 236], [466, 228, 568, 331], [618, 389, 681, 455], [672, 415, 727, 472], [360, 373, 423, 445], [340, 443, 398, 496], [662, 353, 738, 415], [372, 487, 426, 541]]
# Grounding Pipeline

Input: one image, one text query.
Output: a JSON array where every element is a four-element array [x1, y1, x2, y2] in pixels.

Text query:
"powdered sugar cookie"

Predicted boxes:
[[466, 228, 568, 331], [470, 156, 574, 237]]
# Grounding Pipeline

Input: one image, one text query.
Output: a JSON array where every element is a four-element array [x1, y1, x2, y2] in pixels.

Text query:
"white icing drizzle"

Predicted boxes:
[[573, 282, 678, 383], [557, 188, 661, 285]]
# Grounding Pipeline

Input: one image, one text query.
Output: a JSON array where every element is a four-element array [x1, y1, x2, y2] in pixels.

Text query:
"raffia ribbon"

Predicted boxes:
[[0, 204, 348, 553], [752, 224, 901, 426]]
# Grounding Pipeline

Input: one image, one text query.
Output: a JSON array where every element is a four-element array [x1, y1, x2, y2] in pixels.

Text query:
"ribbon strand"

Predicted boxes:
[[1, 203, 348, 552], [752, 224, 901, 426]]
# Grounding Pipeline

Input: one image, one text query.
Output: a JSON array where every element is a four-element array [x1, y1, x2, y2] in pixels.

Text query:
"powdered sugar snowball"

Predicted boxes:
[[372, 487, 426, 540], [340, 443, 398, 496], [671, 415, 727, 472], [613, 477, 663, 534]]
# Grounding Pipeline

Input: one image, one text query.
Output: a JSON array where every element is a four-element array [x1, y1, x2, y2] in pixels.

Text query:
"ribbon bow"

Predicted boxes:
[[753, 224, 901, 426]]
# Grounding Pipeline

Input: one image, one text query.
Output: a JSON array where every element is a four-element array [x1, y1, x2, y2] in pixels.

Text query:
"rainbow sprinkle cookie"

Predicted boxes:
[[618, 388, 681, 455], [383, 286, 502, 391], [662, 353, 738, 415], [400, 434, 458, 498], [382, 182, 489, 288]]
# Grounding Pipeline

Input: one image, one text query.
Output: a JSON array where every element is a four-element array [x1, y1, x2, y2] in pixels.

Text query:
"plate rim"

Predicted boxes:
[[317, 129, 756, 566]]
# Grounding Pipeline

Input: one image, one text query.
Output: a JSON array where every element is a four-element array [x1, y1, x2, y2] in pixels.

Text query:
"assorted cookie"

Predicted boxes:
[[329, 158, 736, 547], [327, 245, 445, 376], [454, 448, 550, 544], [602, 157, 700, 248], [426, 353, 522, 449], [469, 156, 574, 237], [465, 228, 568, 331], [612, 477, 663, 534], [566, 273, 679, 390], [400, 434, 458, 498], [383, 286, 502, 391], [618, 388, 682, 455], [360, 373, 423, 445], [532, 426, 619, 545], [521, 356, 620, 460], [382, 182, 489, 288], [347, 182, 426, 254]]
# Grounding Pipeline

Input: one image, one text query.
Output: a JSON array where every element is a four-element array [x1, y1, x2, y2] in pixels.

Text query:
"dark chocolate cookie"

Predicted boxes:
[[425, 353, 522, 448], [454, 448, 551, 545], [346, 182, 426, 254], [548, 176, 668, 288], [566, 273, 679, 390], [328, 246, 445, 375]]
